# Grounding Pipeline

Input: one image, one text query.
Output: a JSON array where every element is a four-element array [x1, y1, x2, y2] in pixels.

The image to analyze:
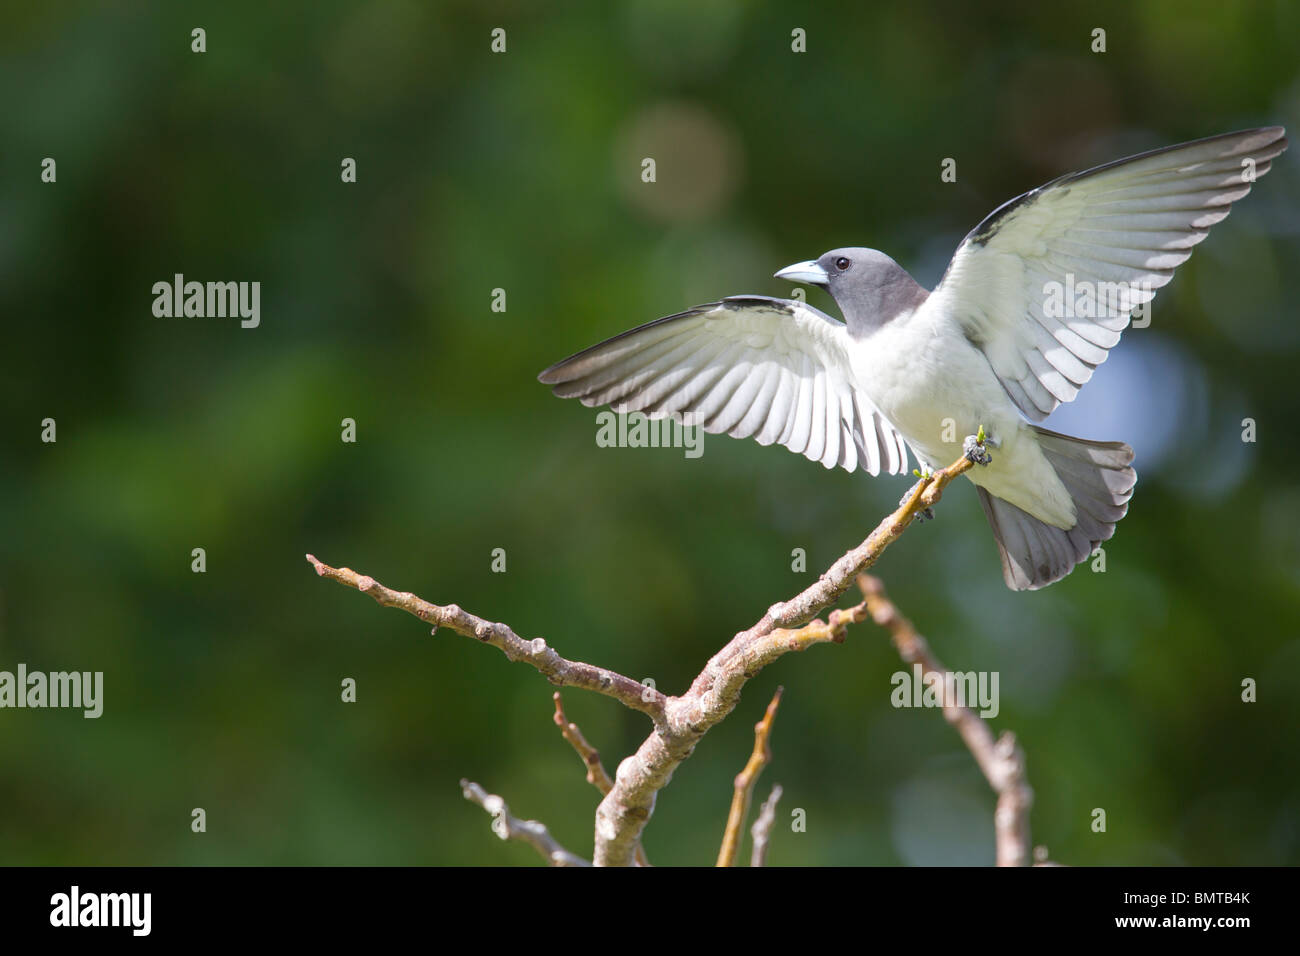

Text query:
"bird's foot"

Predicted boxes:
[[963, 425, 997, 466], [901, 477, 936, 523], [963, 435, 992, 465]]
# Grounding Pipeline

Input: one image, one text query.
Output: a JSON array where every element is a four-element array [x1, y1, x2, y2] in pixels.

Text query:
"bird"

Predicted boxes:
[[538, 127, 1288, 590]]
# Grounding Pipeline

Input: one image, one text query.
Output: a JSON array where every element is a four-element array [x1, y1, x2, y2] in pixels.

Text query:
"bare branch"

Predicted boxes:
[[708, 456, 975, 662], [594, 595, 875, 865], [310, 444, 989, 867], [594, 452, 977, 866], [718, 687, 784, 867], [750, 784, 784, 867], [552, 691, 615, 795], [306, 554, 667, 721], [552, 692, 650, 867], [459, 779, 590, 866], [858, 573, 1034, 866]]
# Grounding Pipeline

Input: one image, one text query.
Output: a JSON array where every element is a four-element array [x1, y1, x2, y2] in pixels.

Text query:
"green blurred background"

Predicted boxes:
[[2, 1, 1299, 866]]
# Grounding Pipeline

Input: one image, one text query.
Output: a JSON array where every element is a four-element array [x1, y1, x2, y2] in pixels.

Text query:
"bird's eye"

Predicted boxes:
[[834, 256, 851, 271]]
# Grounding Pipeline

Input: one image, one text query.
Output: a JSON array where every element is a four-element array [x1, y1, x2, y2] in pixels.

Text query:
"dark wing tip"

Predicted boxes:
[[536, 301, 725, 389], [1231, 125, 1287, 158], [960, 125, 1288, 252]]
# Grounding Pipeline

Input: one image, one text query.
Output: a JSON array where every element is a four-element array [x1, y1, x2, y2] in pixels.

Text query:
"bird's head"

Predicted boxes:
[[773, 247, 900, 292], [775, 247, 928, 333]]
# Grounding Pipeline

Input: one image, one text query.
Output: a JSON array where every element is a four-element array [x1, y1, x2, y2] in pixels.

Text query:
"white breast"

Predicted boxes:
[[848, 303, 1075, 526]]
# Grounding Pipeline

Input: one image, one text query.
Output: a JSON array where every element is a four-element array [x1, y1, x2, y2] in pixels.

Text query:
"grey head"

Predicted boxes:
[[775, 247, 929, 337]]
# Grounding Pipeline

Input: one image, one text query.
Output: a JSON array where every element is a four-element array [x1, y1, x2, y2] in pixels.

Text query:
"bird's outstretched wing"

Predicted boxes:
[[538, 295, 910, 475], [928, 126, 1288, 420]]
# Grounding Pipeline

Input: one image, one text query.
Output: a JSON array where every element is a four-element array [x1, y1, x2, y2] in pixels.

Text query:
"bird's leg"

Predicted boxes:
[[963, 424, 997, 466]]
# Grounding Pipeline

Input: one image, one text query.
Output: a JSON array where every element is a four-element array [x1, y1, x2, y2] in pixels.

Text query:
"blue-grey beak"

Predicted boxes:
[[774, 260, 830, 288]]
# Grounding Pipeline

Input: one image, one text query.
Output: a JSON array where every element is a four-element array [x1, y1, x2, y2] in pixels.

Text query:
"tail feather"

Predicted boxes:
[[979, 426, 1136, 590]]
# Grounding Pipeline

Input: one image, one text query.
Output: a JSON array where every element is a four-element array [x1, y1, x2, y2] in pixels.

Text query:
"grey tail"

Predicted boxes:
[[977, 426, 1137, 591]]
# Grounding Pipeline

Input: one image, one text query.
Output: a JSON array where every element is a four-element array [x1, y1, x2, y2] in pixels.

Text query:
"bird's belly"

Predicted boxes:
[[850, 317, 1008, 465], [849, 316, 1075, 526]]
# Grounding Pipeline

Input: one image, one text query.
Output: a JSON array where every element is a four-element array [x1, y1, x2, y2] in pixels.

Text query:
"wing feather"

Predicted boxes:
[[539, 296, 910, 476], [930, 127, 1287, 419]]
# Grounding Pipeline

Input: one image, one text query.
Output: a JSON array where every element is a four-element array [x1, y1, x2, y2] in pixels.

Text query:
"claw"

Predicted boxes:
[[963, 432, 993, 466]]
